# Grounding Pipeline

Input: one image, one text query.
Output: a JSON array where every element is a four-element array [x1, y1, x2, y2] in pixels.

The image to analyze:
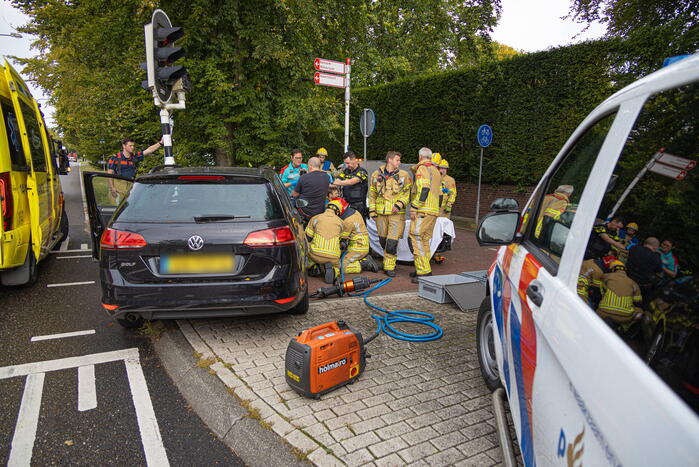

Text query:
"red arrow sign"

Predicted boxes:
[[313, 58, 346, 75], [314, 72, 346, 88], [649, 162, 688, 180]]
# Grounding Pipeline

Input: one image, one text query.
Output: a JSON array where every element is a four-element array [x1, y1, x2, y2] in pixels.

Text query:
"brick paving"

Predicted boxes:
[[178, 291, 506, 466]]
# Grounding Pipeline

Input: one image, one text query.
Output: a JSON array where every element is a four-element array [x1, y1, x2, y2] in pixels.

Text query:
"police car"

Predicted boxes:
[[476, 54, 699, 465]]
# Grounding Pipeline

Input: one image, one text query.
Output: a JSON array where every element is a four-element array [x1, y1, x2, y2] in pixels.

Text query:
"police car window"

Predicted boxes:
[[579, 82, 698, 414], [1, 100, 27, 169], [528, 112, 617, 266], [18, 100, 47, 172]]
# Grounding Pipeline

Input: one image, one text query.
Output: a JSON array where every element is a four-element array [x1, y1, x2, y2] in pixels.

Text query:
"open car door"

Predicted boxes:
[[83, 172, 133, 259]]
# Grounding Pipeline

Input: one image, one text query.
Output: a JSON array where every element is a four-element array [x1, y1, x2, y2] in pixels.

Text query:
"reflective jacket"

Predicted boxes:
[[340, 209, 370, 251], [305, 209, 344, 258], [598, 270, 642, 315], [535, 191, 569, 237], [368, 165, 412, 215], [336, 166, 369, 204], [410, 159, 442, 215], [440, 174, 457, 214], [577, 259, 604, 304]]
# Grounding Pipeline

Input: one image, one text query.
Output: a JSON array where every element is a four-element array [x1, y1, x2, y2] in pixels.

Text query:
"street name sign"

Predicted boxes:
[[657, 152, 696, 170], [314, 58, 346, 75], [314, 72, 346, 88], [649, 162, 688, 180]]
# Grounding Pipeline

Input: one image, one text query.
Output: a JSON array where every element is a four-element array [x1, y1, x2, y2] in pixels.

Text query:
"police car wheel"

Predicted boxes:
[[477, 296, 502, 391]]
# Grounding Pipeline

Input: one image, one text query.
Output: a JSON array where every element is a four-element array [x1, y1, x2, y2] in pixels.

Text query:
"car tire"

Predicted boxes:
[[288, 291, 309, 315], [116, 313, 145, 328], [477, 296, 502, 391], [2, 244, 39, 287], [53, 207, 70, 250]]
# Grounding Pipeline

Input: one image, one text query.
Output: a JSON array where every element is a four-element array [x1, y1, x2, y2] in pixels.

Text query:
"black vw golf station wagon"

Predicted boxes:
[[84, 166, 309, 327]]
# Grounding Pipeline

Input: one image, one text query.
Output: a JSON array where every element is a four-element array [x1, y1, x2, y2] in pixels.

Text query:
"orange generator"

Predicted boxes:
[[285, 320, 366, 398]]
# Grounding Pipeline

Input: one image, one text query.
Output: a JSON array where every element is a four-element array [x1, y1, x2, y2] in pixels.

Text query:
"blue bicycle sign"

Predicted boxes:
[[477, 124, 493, 148]]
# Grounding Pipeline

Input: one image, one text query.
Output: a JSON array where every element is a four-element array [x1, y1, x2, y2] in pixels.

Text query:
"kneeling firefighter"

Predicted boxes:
[[597, 260, 643, 324], [305, 200, 345, 284], [368, 151, 412, 277], [332, 198, 379, 274]]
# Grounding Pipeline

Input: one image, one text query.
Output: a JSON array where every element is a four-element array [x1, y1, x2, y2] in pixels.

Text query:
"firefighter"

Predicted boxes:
[[305, 200, 345, 284], [577, 251, 605, 307], [332, 197, 378, 274], [535, 185, 573, 238], [316, 147, 336, 175], [368, 151, 412, 277], [597, 260, 643, 324], [437, 158, 457, 218], [408, 147, 443, 283]]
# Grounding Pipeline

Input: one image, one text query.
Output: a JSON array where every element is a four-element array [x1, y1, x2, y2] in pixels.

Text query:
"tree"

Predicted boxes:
[[11, 0, 502, 167]]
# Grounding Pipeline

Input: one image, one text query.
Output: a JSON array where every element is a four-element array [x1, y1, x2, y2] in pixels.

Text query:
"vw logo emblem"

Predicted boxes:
[[187, 235, 204, 251]]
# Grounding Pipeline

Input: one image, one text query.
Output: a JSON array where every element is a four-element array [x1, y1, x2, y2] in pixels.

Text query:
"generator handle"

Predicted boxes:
[[299, 321, 341, 342]]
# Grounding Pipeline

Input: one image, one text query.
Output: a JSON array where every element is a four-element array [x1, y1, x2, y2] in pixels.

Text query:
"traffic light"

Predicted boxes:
[[141, 9, 188, 105]]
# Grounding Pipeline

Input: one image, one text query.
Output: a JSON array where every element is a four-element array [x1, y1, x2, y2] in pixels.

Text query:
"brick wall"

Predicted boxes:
[[451, 182, 535, 219]]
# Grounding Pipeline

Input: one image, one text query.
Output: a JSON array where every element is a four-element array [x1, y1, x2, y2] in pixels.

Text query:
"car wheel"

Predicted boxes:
[[288, 291, 309, 315], [2, 244, 39, 287], [116, 313, 145, 328], [53, 208, 70, 250], [477, 296, 502, 391]]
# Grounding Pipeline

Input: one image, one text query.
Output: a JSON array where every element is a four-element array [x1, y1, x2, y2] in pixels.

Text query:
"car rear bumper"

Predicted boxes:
[[100, 268, 307, 320]]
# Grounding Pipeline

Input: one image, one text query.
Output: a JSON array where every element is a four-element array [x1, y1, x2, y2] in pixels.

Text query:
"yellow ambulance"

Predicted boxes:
[[0, 59, 68, 286]]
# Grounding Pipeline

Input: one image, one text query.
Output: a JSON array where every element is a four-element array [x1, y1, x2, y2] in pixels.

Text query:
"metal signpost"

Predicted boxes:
[[475, 124, 493, 225], [313, 57, 351, 152], [607, 149, 696, 218], [359, 108, 376, 160]]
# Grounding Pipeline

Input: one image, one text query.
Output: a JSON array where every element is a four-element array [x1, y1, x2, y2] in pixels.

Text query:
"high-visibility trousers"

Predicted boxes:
[[308, 250, 340, 275], [342, 235, 369, 274], [375, 213, 406, 271], [409, 213, 437, 275]]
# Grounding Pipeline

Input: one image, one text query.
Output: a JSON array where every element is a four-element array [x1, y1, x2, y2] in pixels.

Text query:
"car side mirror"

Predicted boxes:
[[292, 198, 308, 208], [490, 198, 519, 212], [477, 211, 521, 246]]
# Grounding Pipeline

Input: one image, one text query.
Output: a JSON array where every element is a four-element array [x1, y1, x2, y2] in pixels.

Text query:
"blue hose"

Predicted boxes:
[[339, 252, 443, 343]]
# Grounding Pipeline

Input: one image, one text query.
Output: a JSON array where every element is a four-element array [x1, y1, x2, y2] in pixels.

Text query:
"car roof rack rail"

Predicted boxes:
[[148, 164, 181, 174]]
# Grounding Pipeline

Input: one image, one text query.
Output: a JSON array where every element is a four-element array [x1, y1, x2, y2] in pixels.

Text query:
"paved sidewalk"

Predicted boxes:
[[178, 292, 504, 466]]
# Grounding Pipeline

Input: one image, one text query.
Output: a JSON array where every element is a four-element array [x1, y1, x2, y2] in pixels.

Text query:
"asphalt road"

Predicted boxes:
[[0, 163, 243, 466]]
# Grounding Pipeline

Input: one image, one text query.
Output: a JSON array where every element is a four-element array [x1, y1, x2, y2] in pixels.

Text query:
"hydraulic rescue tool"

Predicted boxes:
[[310, 276, 380, 298]]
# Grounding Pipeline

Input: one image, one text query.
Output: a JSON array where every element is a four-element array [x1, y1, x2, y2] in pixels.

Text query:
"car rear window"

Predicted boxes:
[[114, 177, 284, 223]]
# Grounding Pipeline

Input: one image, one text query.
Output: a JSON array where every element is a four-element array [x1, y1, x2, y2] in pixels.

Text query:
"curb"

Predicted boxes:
[[155, 320, 309, 466]]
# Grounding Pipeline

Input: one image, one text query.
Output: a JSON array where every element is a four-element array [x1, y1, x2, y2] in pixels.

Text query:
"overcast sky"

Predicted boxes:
[[1, 0, 607, 129]]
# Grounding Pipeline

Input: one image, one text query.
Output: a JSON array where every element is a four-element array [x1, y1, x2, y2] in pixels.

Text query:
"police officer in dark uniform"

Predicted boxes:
[[332, 151, 369, 218]]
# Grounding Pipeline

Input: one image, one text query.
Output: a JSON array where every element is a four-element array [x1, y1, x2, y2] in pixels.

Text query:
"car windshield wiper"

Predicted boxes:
[[193, 215, 250, 223]]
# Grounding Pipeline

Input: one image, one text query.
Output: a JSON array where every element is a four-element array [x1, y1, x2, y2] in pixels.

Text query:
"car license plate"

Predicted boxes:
[[160, 254, 235, 274]]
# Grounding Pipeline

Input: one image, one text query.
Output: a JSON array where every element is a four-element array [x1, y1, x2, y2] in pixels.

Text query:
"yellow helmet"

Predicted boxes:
[[327, 199, 344, 215], [439, 159, 449, 169], [609, 260, 626, 271], [316, 147, 328, 156], [431, 152, 442, 166], [627, 222, 639, 231]]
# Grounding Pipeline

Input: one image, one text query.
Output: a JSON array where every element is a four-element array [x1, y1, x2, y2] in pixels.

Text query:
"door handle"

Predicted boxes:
[[526, 282, 544, 307]]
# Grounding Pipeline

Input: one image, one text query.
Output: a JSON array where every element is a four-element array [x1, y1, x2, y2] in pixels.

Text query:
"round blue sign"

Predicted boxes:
[[477, 124, 493, 148]]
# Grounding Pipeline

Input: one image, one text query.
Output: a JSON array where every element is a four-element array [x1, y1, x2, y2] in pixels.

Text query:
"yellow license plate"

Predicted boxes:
[[161, 254, 235, 274]]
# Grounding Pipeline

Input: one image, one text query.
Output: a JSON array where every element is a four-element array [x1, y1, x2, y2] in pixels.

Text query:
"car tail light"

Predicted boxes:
[[244, 226, 296, 247], [274, 296, 296, 304], [100, 228, 147, 250], [0, 172, 14, 231], [177, 175, 225, 180]]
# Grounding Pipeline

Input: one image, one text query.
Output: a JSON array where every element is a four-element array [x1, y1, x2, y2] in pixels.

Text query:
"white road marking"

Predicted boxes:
[[30, 330, 96, 342], [8, 372, 45, 467], [50, 249, 91, 254], [59, 236, 70, 252], [78, 365, 97, 412], [56, 255, 92, 259], [46, 281, 95, 288], [81, 243, 88, 250], [125, 358, 170, 466], [1, 349, 169, 466], [489, 248, 498, 251]]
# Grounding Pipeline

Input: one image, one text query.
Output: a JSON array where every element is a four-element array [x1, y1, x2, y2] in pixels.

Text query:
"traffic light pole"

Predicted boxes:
[[160, 108, 175, 166]]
